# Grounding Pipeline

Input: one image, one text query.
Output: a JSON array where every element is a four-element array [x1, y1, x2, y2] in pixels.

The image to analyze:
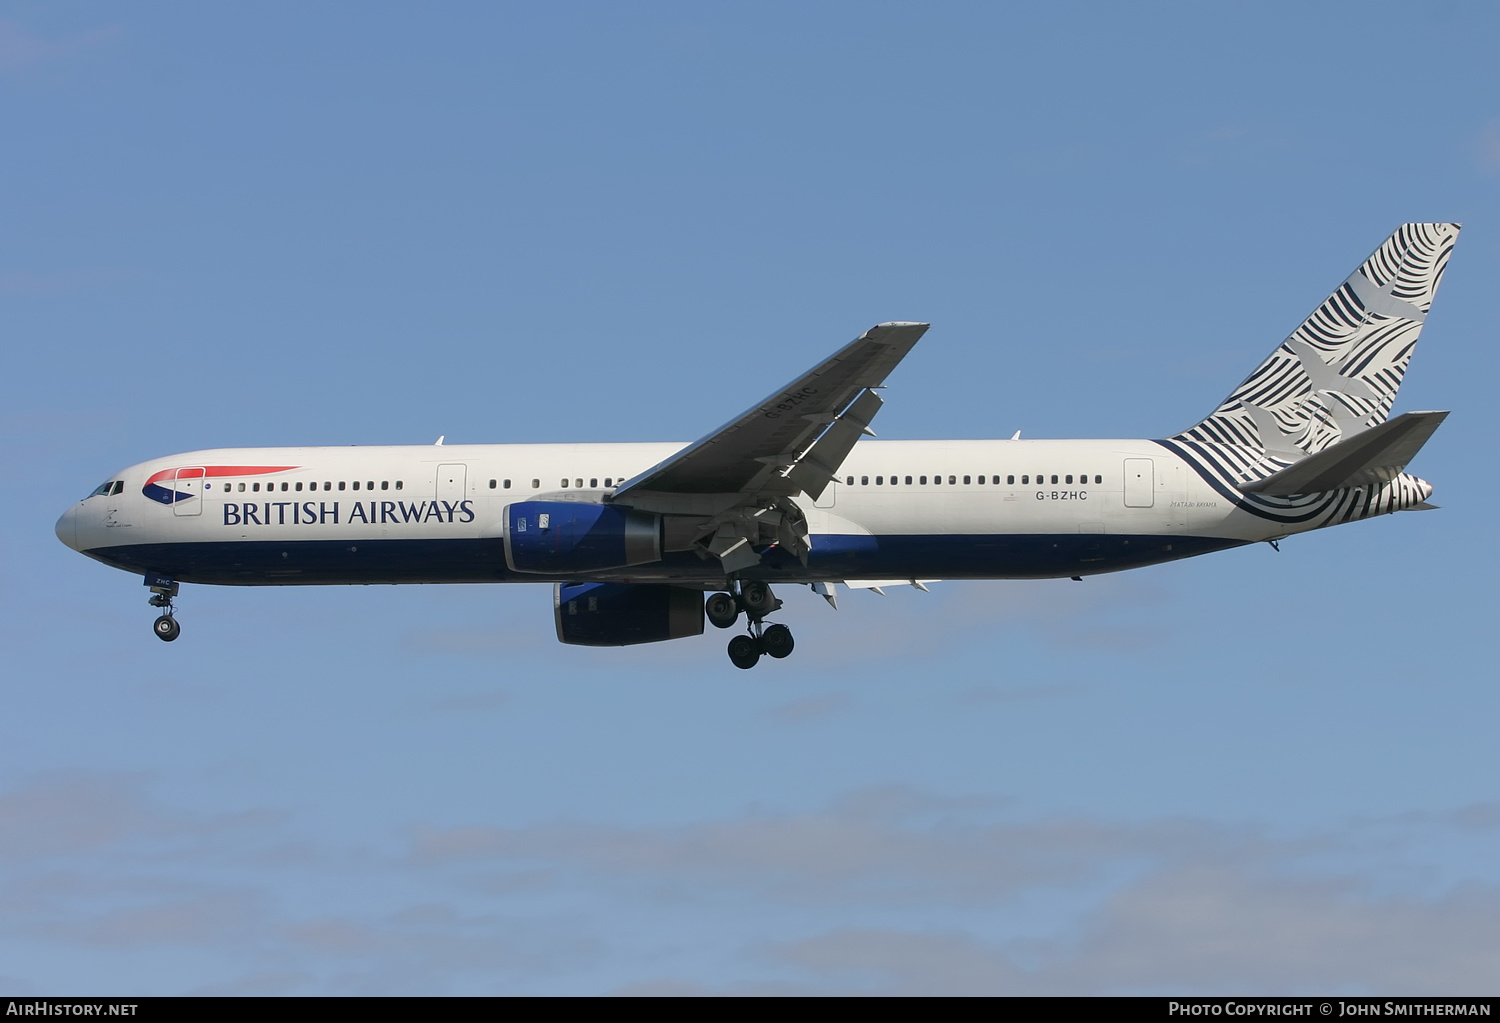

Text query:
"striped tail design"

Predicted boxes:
[[1159, 224, 1457, 527], [1173, 223, 1459, 459]]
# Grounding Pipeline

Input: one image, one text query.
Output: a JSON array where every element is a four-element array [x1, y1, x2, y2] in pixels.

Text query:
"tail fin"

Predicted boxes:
[[1173, 224, 1460, 458]]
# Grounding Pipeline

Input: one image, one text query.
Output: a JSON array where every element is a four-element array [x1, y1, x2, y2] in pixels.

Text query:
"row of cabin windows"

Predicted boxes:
[[198, 472, 1106, 495], [206, 477, 625, 495], [487, 478, 620, 490], [207, 480, 403, 493], [844, 473, 1105, 486]]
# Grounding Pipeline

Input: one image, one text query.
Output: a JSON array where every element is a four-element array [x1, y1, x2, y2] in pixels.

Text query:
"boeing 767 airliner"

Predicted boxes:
[[56, 224, 1458, 668]]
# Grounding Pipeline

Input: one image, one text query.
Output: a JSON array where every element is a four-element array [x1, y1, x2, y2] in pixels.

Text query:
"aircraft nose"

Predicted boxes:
[[55, 504, 79, 551]]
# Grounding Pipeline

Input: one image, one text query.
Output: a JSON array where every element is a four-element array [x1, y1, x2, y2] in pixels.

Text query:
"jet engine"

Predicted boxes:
[[554, 582, 705, 646], [505, 501, 661, 574]]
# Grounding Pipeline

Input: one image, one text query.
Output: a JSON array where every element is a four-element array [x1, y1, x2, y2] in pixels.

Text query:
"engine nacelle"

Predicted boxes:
[[505, 501, 661, 574], [554, 582, 705, 646]]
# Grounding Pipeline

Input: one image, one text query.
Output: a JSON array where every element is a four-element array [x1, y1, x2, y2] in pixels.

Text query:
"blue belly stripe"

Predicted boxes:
[[81, 533, 1247, 586]]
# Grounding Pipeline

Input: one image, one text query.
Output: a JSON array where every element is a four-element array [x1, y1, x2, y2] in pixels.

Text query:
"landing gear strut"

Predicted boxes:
[[146, 575, 181, 642], [709, 582, 793, 669]]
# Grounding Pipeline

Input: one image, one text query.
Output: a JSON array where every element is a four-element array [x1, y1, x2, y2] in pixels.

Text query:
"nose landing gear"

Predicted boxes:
[[146, 574, 181, 642], [709, 582, 793, 669]]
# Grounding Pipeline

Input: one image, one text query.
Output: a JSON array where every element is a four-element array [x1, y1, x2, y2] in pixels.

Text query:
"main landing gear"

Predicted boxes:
[[147, 575, 181, 642], [707, 581, 794, 669]]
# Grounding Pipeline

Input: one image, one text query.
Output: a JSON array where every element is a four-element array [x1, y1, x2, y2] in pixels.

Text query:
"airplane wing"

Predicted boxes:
[[612, 321, 928, 572], [614, 321, 927, 501]]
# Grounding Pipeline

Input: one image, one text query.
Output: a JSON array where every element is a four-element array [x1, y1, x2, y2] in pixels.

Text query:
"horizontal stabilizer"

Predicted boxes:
[[1239, 411, 1447, 496]]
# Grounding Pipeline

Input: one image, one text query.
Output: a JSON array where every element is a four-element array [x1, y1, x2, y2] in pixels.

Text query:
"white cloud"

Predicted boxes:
[[0, 21, 120, 76], [410, 788, 1500, 994], [754, 866, 1500, 995], [7, 771, 1499, 994]]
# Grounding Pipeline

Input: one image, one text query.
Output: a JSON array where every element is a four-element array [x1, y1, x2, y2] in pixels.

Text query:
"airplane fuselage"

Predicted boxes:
[[56, 437, 1428, 589]]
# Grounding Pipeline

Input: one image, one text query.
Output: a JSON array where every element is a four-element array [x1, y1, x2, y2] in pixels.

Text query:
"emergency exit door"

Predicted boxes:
[[1123, 458, 1154, 508], [436, 463, 468, 503]]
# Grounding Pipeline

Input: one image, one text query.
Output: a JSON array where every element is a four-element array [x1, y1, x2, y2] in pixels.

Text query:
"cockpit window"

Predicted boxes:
[[111, 481, 124, 496], [88, 481, 115, 498]]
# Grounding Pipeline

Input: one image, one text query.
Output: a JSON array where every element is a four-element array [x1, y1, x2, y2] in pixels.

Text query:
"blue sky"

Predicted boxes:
[[3, 1, 1499, 995]]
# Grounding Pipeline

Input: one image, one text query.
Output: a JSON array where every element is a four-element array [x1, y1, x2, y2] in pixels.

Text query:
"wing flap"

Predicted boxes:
[[1238, 411, 1448, 496], [785, 387, 884, 499]]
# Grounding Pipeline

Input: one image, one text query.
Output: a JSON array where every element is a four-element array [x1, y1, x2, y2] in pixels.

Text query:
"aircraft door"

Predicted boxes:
[[436, 463, 468, 503], [173, 467, 205, 516], [1123, 458, 1154, 508]]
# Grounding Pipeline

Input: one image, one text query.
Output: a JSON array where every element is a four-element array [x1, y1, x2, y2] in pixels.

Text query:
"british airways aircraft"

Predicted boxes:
[[56, 224, 1458, 668]]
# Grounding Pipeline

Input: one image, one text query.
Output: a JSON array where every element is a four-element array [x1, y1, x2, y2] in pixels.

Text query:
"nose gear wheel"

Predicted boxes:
[[147, 577, 181, 642]]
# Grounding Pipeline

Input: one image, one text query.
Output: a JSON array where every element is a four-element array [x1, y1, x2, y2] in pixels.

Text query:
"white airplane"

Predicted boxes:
[[56, 224, 1459, 668]]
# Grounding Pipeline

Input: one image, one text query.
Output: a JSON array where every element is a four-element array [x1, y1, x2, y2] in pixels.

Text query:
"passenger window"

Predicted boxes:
[[1021, 475, 1029, 484], [964, 475, 971, 485], [253, 483, 261, 492], [920, 476, 928, 485], [338, 482, 346, 491], [489, 479, 497, 489], [531, 479, 540, 489], [1051, 475, 1058, 484], [237, 482, 245, 492], [561, 479, 569, 488], [504, 479, 512, 489], [381, 481, 389, 491], [861, 476, 869, 486], [292, 482, 299, 492], [367, 482, 374, 491], [1095, 475, 1102, 484], [352, 481, 359, 491], [590, 478, 598, 488], [602, 479, 609, 488], [1066, 475, 1073, 484], [1006, 475, 1014, 485], [575, 478, 583, 488], [395, 481, 403, 490], [905, 476, 912, 485], [876, 476, 884, 485]]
